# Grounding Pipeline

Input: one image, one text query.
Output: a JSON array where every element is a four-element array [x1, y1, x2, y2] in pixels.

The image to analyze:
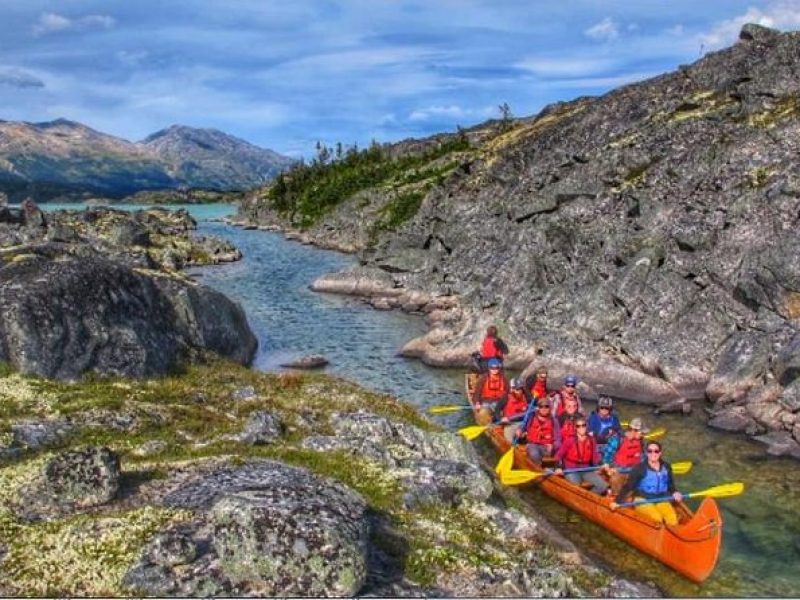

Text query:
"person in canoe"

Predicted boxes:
[[553, 416, 609, 495], [558, 394, 585, 440], [587, 396, 622, 451], [602, 417, 647, 494], [551, 374, 583, 416], [478, 325, 509, 372], [494, 377, 529, 442], [524, 365, 549, 405], [472, 358, 509, 424], [610, 440, 683, 525], [516, 396, 561, 466]]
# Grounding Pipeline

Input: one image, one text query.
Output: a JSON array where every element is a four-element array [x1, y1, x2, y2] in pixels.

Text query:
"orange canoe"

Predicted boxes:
[[466, 374, 722, 583]]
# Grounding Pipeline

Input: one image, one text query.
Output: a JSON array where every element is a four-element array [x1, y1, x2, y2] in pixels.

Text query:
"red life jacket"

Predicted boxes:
[[531, 379, 547, 400], [555, 391, 583, 416], [527, 415, 556, 445], [614, 436, 644, 467], [480, 373, 508, 401], [563, 435, 597, 468], [559, 412, 581, 439], [480, 336, 503, 360], [503, 390, 528, 418]]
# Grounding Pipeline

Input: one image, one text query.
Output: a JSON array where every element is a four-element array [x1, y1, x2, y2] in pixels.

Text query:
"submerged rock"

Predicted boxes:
[[280, 354, 329, 369]]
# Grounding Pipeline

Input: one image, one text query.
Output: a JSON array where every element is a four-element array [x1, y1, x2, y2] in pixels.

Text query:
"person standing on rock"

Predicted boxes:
[[479, 325, 509, 372], [524, 365, 549, 405], [495, 377, 529, 443], [472, 358, 509, 425], [517, 397, 561, 466], [552, 374, 583, 416], [588, 396, 622, 452], [553, 417, 609, 495], [611, 440, 682, 526]]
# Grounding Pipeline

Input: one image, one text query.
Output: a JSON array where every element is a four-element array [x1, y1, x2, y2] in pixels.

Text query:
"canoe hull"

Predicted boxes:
[[467, 374, 722, 583]]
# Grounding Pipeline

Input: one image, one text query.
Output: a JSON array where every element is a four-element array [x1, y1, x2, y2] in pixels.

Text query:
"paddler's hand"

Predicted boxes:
[[609, 502, 619, 511], [500, 417, 509, 425], [554, 468, 564, 476], [673, 491, 683, 502]]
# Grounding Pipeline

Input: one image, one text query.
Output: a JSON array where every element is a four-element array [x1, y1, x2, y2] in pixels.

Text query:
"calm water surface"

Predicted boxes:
[[42, 203, 800, 597]]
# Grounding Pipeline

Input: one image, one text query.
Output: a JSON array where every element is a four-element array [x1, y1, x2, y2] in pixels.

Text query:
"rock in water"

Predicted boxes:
[[280, 354, 329, 369], [0, 255, 256, 379]]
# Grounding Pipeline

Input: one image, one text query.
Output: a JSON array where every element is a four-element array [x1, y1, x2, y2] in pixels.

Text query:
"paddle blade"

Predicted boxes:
[[429, 405, 471, 415], [671, 461, 693, 475], [495, 446, 515, 475], [689, 481, 745, 500], [644, 426, 666, 440], [458, 424, 488, 441], [500, 469, 542, 486]]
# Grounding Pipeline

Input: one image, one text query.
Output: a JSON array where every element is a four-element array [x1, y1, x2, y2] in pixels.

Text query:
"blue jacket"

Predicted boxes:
[[587, 411, 621, 444]]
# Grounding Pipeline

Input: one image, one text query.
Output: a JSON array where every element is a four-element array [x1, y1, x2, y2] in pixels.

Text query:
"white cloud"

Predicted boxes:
[[408, 104, 494, 122], [699, 2, 800, 49], [666, 24, 685, 37], [0, 67, 45, 89], [33, 12, 116, 37], [585, 17, 619, 42], [515, 56, 618, 78], [550, 71, 659, 90]]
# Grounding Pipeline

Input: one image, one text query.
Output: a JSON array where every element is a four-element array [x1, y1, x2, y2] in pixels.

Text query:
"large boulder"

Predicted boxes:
[[133, 460, 371, 597], [0, 255, 256, 379], [17, 446, 120, 520]]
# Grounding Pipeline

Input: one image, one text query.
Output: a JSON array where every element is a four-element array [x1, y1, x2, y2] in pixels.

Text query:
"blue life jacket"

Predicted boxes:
[[589, 412, 619, 443], [638, 464, 670, 497]]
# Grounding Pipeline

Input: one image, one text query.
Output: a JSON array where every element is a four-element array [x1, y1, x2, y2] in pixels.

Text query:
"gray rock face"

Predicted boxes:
[[236, 411, 283, 445], [239, 25, 800, 455], [212, 488, 368, 596], [130, 460, 369, 597], [280, 354, 329, 369], [17, 446, 120, 520], [399, 458, 493, 508], [10, 418, 74, 450], [0, 254, 256, 379]]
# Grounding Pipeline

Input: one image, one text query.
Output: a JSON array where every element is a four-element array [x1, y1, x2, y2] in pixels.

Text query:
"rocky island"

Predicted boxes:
[[237, 24, 800, 460]]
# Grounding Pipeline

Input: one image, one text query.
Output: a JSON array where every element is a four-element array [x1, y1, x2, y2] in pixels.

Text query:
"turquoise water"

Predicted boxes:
[[34, 202, 237, 222], [36, 202, 800, 596]]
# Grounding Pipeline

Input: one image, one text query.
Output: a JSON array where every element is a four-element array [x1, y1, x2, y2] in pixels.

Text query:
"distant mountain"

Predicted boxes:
[[141, 125, 294, 192], [0, 119, 294, 202]]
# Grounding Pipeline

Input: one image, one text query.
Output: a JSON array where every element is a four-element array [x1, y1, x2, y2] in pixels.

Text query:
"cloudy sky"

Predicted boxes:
[[1, 1, 800, 157]]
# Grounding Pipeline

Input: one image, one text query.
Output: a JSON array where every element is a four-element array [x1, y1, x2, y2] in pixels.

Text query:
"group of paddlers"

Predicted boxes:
[[471, 326, 683, 525]]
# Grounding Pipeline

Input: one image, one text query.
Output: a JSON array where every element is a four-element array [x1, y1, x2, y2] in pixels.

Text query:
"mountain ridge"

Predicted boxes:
[[0, 119, 294, 201]]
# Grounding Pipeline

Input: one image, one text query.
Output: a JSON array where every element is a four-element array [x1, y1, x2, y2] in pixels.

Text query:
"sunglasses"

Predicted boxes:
[[599, 406, 610, 410], [539, 405, 551, 409], [576, 424, 587, 428], [646, 449, 661, 454]]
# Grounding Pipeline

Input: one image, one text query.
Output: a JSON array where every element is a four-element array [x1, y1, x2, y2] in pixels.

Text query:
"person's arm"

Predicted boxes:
[[587, 412, 600, 437], [494, 396, 508, 421], [552, 416, 562, 450], [616, 463, 645, 501], [517, 402, 536, 438], [495, 337, 509, 355], [591, 437, 602, 465], [602, 435, 619, 465], [666, 463, 677, 494], [553, 436, 571, 465]]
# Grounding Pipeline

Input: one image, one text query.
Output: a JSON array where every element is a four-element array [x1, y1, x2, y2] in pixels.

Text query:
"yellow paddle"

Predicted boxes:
[[458, 424, 491, 441], [429, 405, 473, 414], [496, 445, 515, 475], [618, 481, 744, 507], [644, 426, 666, 440]]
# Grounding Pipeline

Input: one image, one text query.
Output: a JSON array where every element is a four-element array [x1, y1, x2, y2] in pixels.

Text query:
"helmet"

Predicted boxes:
[[565, 374, 578, 386], [598, 396, 613, 408], [487, 358, 502, 368], [510, 377, 523, 389]]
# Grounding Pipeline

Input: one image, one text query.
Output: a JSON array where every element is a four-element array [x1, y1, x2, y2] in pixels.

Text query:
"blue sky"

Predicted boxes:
[[1, 1, 800, 157]]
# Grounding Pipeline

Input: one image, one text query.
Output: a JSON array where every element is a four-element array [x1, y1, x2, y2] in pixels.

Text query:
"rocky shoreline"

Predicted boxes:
[[0, 199, 256, 379], [0, 361, 652, 597], [233, 25, 800, 461]]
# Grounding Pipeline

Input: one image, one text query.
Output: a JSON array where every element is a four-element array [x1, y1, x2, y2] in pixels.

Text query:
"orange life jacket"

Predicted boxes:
[[563, 435, 597, 468], [480, 372, 508, 401], [527, 414, 556, 445], [480, 336, 503, 360], [614, 436, 644, 467], [503, 390, 528, 418]]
